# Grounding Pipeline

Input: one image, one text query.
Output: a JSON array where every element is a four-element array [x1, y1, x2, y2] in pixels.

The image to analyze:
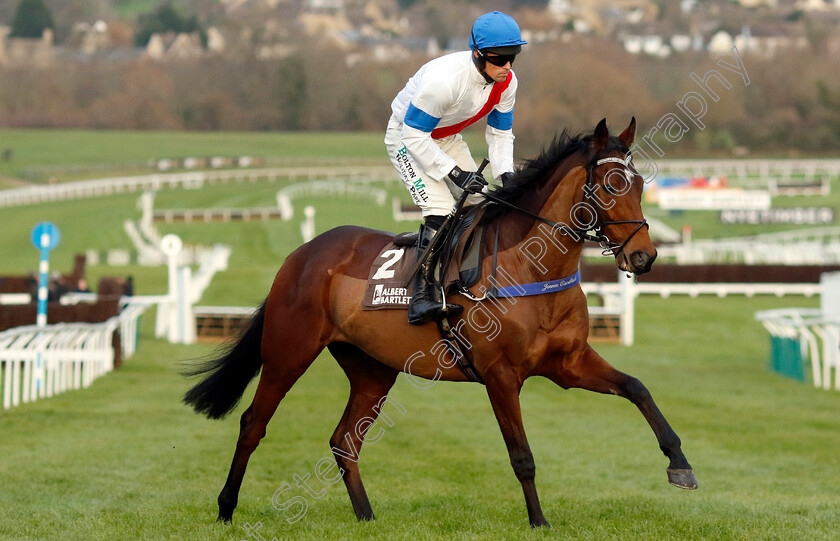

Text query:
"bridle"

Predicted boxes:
[[478, 151, 649, 259], [583, 154, 650, 258]]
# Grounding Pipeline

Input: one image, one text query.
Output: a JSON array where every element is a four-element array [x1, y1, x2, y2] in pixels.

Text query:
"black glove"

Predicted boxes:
[[448, 166, 487, 193], [500, 172, 514, 186]]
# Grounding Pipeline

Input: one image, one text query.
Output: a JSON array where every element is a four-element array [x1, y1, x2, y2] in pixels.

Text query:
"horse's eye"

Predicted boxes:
[[604, 183, 618, 195]]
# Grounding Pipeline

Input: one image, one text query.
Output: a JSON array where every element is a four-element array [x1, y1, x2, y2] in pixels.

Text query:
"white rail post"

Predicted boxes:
[[176, 266, 196, 344], [156, 234, 182, 341], [619, 271, 636, 346], [820, 272, 840, 389], [301, 206, 316, 243]]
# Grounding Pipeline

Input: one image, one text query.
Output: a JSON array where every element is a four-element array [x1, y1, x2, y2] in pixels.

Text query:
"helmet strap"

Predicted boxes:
[[472, 50, 495, 85]]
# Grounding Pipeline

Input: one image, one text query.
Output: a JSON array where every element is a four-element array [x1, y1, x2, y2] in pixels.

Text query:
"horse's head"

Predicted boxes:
[[488, 119, 656, 275], [581, 118, 656, 274]]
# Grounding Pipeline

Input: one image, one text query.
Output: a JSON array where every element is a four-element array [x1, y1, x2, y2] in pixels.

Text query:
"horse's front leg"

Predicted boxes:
[[541, 345, 698, 490], [484, 366, 550, 528]]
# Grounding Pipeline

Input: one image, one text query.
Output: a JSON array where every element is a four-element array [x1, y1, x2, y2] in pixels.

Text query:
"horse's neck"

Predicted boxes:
[[496, 165, 587, 283]]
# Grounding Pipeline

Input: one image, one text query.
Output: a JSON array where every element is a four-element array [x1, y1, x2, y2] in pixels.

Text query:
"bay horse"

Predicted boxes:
[[184, 118, 697, 528]]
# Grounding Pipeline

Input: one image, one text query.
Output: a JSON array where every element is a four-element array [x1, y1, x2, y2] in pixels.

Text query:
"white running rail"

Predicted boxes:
[[1, 319, 118, 409], [754, 272, 840, 390], [0, 300, 152, 410], [0, 166, 397, 208]]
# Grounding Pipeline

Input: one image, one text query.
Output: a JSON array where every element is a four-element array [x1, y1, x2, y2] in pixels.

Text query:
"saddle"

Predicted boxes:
[[361, 203, 490, 384], [362, 202, 491, 310]]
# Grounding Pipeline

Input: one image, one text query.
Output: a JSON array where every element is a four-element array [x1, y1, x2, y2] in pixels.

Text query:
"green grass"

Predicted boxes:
[[1, 132, 839, 539], [1, 295, 837, 540], [0, 129, 390, 184]]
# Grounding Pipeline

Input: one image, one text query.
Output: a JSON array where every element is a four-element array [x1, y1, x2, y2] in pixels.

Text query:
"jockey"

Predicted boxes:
[[385, 10, 526, 325]]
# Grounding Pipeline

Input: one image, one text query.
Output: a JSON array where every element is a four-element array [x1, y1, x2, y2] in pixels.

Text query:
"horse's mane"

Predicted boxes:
[[488, 130, 591, 204], [487, 127, 631, 208]]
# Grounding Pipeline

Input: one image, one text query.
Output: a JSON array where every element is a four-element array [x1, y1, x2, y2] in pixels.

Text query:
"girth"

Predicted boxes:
[[436, 316, 484, 384]]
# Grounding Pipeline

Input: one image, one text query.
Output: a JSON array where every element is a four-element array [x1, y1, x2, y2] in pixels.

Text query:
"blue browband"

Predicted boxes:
[[494, 269, 581, 298]]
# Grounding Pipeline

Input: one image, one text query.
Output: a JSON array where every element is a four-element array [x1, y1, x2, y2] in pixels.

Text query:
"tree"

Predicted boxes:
[[9, 0, 54, 39], [135, 2, 203, 47]]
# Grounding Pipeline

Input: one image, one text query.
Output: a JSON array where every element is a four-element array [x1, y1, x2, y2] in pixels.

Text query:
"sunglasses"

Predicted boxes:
[[481, 51, 516, 67]]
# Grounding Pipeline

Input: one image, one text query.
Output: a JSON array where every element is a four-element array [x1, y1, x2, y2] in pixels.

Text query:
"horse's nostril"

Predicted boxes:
[[629, 251, 656, 274]]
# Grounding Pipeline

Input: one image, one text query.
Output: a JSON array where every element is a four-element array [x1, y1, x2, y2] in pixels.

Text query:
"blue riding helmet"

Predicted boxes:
[[469, 11, 527, 55]]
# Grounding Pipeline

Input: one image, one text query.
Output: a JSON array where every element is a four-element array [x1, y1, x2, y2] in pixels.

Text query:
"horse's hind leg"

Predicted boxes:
[[543, 345, 698, 489], [484, 366, 550, 528], [217, 334, 326, 523], [327, 343, 399, 521]]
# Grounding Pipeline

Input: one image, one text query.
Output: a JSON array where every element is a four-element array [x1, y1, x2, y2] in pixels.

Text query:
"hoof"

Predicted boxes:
[[667, 468, 698, 490], [216, 507, 234, 524], [530, 519, 551, 529]]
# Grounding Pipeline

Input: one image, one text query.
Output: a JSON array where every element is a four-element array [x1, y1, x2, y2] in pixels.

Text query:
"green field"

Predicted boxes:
[[1, 132, 838, 540], [0, 130, 390, 186], [1, 296, 835, 540]]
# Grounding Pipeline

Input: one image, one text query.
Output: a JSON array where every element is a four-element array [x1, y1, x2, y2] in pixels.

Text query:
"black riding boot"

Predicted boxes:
[[408, 223, 463, 326]]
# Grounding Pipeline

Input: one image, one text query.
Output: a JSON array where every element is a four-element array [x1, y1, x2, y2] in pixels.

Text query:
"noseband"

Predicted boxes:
[[479, 153, 649, 259]]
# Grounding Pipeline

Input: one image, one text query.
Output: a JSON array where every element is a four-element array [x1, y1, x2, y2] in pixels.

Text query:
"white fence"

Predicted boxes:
[[755, 309, 839, 390], [116, 191, 232, 267], [1, 319, 118, 409], [581, 273, 636, 346], [581, 276, 822, 300], [580, 271, 827, 347], [276, 181, 388, 220], [0, 166, 397, 208], [0, 300, 151, 410], [754, 272, 840, 390], [635, 227, 840, 266], [4, 160, 838, 210], [118, 301, 151, 359]]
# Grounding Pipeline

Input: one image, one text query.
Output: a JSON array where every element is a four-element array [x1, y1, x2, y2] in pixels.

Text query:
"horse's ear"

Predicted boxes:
[[619, 116, 636, 147], [593, 118, 609, 151]]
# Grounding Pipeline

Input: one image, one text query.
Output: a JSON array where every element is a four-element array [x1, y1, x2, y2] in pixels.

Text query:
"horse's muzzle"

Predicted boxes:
[[626, 249, 657, 275]]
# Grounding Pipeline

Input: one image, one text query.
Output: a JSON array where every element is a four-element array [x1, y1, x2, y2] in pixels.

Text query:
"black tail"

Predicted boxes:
[[183, 301, 267, 419]]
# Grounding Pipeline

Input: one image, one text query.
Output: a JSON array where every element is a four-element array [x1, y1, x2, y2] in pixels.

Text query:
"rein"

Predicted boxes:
[[480, 154, 649, 258]]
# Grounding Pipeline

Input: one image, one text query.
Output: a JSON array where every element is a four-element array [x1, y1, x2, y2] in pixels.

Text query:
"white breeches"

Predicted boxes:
[[385, 115, 484, 217]]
